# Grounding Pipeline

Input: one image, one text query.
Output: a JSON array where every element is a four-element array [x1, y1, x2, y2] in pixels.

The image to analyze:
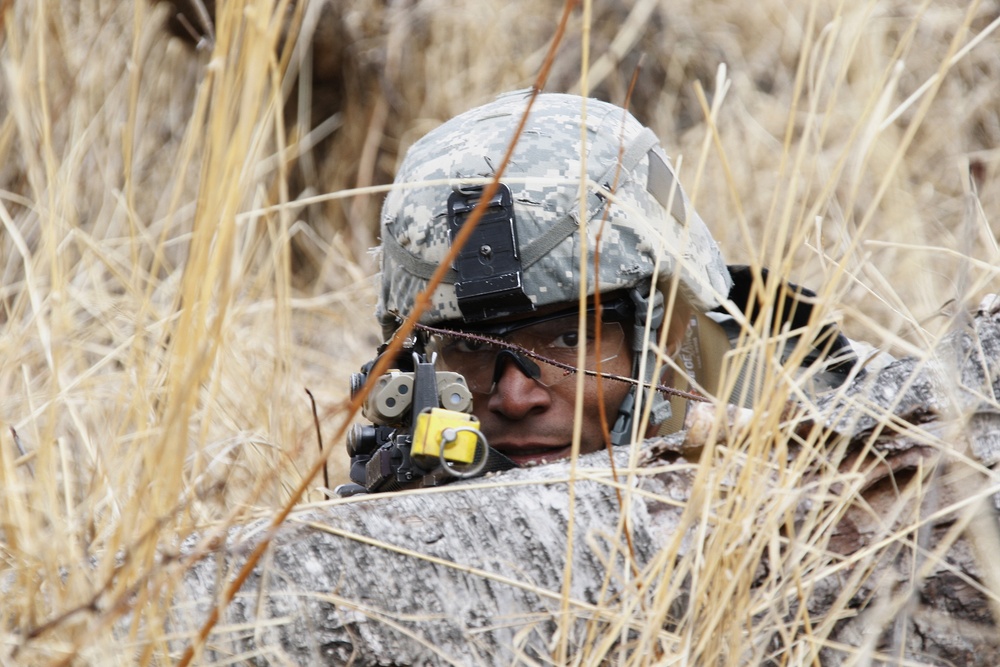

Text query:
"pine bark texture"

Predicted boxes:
[[176, 302, 1000, 665]]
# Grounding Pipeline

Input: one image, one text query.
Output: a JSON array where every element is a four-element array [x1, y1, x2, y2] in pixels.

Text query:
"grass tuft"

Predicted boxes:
[[0, 0, 997, 663]]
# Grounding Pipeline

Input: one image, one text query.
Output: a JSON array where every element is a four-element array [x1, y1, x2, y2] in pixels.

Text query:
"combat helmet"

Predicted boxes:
[[376, 91, 732, 442]]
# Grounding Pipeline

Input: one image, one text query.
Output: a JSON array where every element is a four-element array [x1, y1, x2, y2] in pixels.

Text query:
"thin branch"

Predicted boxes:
[[305, 388, 329, 491], [176, 3, 582, 663]]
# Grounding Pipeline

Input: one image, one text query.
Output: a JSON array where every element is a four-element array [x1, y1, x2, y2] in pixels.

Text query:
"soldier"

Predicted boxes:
[[342, 91, 857, 492]]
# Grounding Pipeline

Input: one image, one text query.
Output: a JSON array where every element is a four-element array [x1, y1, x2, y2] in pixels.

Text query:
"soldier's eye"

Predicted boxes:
[[449, 338, 489, 354], [549, 331, 579, 349]]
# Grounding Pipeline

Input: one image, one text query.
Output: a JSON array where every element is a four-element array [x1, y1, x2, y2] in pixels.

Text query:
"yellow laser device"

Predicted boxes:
[[411, 408, 480, 464]]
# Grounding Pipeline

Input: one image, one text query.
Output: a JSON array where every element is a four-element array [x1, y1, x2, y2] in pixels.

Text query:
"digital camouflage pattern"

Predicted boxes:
[[376, 91, 732, 334]]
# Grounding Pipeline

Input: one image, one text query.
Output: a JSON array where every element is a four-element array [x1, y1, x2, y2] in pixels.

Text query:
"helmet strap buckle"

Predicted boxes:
[[611, 284, 673, 445]]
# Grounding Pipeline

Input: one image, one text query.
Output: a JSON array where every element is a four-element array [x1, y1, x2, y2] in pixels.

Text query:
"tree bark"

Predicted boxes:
[[175, 300, 1000, 665]]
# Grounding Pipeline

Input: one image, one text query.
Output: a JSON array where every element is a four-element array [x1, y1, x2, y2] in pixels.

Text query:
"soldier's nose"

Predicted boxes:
[[487, 355, 551, 420]]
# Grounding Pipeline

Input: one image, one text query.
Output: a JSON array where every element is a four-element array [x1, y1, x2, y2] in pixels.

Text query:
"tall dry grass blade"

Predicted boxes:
[[0, 0, 997, 662]]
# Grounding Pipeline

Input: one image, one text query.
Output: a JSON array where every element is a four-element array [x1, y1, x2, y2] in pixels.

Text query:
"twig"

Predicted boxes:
[[11, 425, 26, 457], [304, 388, 329, 491], [176, 3, 580, 663], [189, 0, 216, 50], [10, 426, 33, 477]]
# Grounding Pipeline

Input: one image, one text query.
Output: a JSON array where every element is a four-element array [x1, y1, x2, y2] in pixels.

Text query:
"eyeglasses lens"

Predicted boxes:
[[430, 315, 625, 393]]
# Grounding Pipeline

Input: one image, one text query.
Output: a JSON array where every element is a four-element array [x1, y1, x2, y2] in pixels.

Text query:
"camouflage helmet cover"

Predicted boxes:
[[376, 91, 731, 334]]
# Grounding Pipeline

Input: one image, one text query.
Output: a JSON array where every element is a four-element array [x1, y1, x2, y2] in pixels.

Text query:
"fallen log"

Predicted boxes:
[[174, 300, 1000, 665]]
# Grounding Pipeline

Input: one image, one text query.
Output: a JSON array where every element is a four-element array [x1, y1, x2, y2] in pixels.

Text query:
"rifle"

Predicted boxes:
[[339, 342, 515, 495]]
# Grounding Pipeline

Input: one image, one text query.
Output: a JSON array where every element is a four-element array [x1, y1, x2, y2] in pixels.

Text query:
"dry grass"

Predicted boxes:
[[0, 0, 998, 663]]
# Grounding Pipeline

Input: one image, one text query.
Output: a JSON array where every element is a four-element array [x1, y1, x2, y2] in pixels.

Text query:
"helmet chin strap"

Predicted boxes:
[[610, 283, 671, 446]]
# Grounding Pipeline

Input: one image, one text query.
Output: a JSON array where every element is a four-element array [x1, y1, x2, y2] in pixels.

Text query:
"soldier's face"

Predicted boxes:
[[427, 298, 630, 465], [473, 341, 634, 466], [432, 296, 692, 466]]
